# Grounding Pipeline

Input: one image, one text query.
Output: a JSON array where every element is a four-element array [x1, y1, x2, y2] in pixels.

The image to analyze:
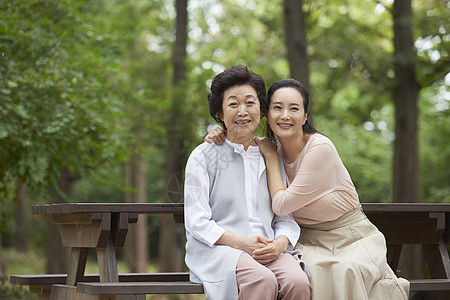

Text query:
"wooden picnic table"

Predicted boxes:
[[30, 202, 450, 298], [31, 203, 185, 298], [362, 203, 450, 279]]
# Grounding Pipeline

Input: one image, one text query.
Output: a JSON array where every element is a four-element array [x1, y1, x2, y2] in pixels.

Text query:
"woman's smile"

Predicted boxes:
[[235, 119, 252, 126], [277, 122, 293, 129]]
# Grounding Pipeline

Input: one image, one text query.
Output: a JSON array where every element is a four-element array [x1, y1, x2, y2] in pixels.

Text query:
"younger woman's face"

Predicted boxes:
[[267, 87, 308, 139]]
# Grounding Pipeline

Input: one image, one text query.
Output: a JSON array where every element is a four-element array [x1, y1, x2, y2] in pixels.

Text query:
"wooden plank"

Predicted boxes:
[[59, 224, 104, 248], [128, 213, 138, 224], [367, 212, 445, 245], [51, 284, 106, 300], [409, 279, 450, 291], [365, 211, 431, 223], [97, 213, 111, 248], [97, 238, 119, 283], [50, 284, 78, 300], [362, 203, 450, 213], [11, 274, 68, 285], [77, 282, 204, 295], [10, 273, 192, 285], [33, 203, 185, 215], [67, 248, 88, 286], [51, 213, 102, 224], [111, 213, 129, 247], [33, 202, 450, 216], [375, 222, 443, 245]]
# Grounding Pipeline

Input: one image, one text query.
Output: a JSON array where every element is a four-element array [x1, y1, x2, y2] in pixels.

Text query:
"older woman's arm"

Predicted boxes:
[[184, 147, 226, 246], [215, 232, 269, 256]]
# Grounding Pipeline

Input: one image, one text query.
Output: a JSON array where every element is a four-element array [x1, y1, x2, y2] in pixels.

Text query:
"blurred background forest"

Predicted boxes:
[[0, 0, 449, 296]]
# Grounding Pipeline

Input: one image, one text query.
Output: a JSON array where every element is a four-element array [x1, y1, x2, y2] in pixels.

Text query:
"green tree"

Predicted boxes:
[[0, 0, 131, 271], [0, 0, 129, 200]]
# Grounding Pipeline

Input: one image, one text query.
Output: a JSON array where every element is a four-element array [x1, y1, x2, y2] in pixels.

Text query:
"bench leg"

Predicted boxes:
[[67, 247, 89, 285], [423, 239, 450, 279], [387, 244, 403, 275], [97, 237, 119, 282]]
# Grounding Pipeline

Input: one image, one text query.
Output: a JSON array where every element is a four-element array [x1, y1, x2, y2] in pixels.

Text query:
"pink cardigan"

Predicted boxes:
[[273, 134, 360, 225]]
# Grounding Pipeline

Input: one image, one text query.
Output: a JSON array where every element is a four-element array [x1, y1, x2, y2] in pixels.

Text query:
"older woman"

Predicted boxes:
[[184, 66, 311, 300]]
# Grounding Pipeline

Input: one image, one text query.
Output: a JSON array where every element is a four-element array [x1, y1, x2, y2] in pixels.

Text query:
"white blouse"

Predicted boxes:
[[184, 139, 299, 248]]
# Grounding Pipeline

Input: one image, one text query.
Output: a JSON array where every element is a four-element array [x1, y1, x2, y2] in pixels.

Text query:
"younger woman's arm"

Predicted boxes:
[[255, 137, 286, 199]]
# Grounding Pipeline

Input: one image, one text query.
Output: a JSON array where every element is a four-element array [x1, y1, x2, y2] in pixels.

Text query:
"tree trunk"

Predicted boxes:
[[393, 0, 419, 205], [0, 237, 6, 276], [15, 180, 27, 252], [124, 151, 148, 273], [158, 0, 188, 273], [283, 0, 311, 92], [392, 0, 421, 279], [45, 168, 77, 274]]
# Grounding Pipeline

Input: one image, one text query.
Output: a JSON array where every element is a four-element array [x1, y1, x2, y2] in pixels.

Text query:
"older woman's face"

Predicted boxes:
[[219, 84, 260, 139]]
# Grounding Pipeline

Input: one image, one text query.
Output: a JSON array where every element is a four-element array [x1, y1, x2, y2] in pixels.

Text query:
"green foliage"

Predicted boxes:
[[307, 0, 394, 124], [0, 275, 34, 300], [315, 114, 393, 203], [414, 0, 450, 87], [0, 0, 131, 201], [419, 81, 450, 203]]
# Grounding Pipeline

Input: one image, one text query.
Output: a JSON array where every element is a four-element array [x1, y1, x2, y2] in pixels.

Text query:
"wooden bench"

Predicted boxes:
[[75, 281, 203, 297], [9, 272, 199, 299], [74, 280, 449, 299]]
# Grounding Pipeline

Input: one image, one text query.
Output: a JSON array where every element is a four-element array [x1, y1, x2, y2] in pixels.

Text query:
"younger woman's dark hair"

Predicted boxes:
[[208, 65, 268, 129], [265, 78, 318, 140]]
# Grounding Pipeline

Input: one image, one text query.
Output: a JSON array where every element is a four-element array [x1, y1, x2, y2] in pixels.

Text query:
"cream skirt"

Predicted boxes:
[[295, 207, 410, 300]]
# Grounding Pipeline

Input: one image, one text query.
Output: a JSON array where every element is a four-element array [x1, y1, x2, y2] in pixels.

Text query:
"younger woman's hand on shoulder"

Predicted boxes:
[[205, 126, 225, 145], [255, 137, 277, 158]]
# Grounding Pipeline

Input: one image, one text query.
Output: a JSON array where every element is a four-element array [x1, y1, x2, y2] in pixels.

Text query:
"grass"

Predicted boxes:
[[2, 248, 205, 300]]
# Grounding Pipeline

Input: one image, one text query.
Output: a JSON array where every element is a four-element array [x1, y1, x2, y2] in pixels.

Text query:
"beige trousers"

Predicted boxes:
[[296, 207, 410, 300], [235, 252, 311, 300]]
